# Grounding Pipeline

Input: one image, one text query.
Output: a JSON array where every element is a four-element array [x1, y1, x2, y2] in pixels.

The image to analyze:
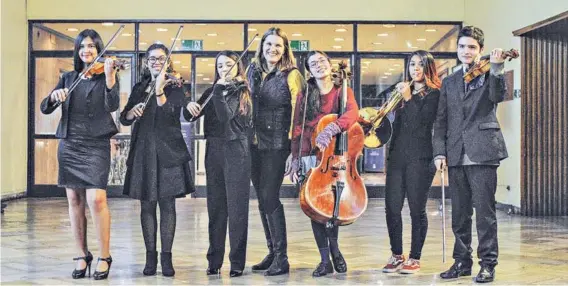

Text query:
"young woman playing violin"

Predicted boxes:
[[120, 43, 194, 277], [247, 27, 304, 276], [184, 51, 252, 278], [287, 51, 359, 277], [40, 29, 119, 280], [382, 50, 440, 274]]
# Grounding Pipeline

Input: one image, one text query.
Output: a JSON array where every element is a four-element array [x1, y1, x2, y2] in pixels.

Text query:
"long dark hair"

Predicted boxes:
[[141, 43, 175, 80], [252, 27, 296, 73], [73, 29, 104, 72], [406, 50, 441, 90], [302, 50, 339, 120], [214, 50, 251, 116]]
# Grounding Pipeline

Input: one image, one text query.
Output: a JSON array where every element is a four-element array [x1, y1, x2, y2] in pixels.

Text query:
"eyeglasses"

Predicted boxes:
[[308, 58, 329, 69], [148, 56, 167, 64]]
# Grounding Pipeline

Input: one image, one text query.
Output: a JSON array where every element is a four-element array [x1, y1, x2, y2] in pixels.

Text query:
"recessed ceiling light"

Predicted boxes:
[[377, 33, 389, 37], [203, 77, 211, 81], [197, 74, 203, 77], [416, 38, 427, 41], [383, 24, 396, 28], [139, 42, 147, 45], [248, 28, 257, 32], [332, 45, 342, 49], [425, 29, 437, 32], [381, 76, 388, 79], [389, 68, 395, 71], [207, 33, 218, 37], [182, 65, 189, 69], [108, 46, 117, 50], [335, 28, 347, 32], [254, 38, 261, 41], [217, 42, 225, 45], [384, 72, 392, 75], [122, 33, 132, 37], [195, 23, 207, 26], [102, 22, 114, 26], [67, 28, 78, 32], [292, 33, 303, 37], [157, 28, 168, 32], [362, 66, 368, 69], [201, 59, 209, 62], [373, 49, 383, 52], [334, 37, 344, 42], [363, 61, 371, 65], [389, 59, 396, 61], [393, 64, 401, 67], [409, 46, 418, 49], [373, 42, 383, 45], [173, 61, 181, 64], [138, 29, 143, 33], [207, 64, 214, 67]]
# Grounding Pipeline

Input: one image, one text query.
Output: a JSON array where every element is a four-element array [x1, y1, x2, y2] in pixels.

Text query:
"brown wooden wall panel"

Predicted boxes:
[[521, 29, 568, 216]]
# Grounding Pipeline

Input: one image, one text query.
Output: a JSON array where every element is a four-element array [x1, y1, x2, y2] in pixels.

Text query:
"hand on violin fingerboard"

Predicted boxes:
[[490, 48, 505, 64]]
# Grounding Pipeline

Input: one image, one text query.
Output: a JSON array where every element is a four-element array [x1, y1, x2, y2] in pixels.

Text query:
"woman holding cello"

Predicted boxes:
[[287, 50, 359, 277], [382, 50, 440, 274], [40, 29, 119, 280], [120, 42, 194, 277]]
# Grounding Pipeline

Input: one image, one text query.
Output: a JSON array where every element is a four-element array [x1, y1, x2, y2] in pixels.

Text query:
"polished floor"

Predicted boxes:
[[1, 197, 567, 285]]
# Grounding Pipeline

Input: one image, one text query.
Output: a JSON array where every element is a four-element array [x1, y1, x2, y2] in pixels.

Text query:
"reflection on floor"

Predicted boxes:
[[1, 198, 567, 285]]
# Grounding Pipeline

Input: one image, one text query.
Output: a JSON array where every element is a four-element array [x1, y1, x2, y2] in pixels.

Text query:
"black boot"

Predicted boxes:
[[252, 209, 274, 271], [312, 261, 334, 277], [143, 251, 158, 276], [160, 252, 175, 277], [440, 260, 472, 279], [474, 265, 495, 283], [265, 205, 290, 276], [331, 252, 347, 273]]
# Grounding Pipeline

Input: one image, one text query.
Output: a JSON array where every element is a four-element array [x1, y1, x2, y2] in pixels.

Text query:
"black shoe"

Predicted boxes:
[[252, 209, 274, 271], [160, 252, 175, 277], [312, 262, 334, 277], [93, 256, 112, 280], [206, 268, 220, 275], [143, 251, 158, 276], [230, 270, 244, 277], [264, 205, 290, 276], [72, 251, 93, 279], [440, 261, 472, 279], [331, 252, 347, 273], [474, 266, 495, 283]]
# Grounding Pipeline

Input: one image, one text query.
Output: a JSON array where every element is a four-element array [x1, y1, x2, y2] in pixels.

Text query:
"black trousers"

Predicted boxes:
[[385, 158, 435, 260], [205, 137, 251, 271], [250, 145, 289, 215], [449, 165, 499, 267]]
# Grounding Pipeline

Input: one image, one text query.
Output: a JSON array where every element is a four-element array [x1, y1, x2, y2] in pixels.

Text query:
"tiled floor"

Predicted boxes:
[[1, 198, 567, 285]]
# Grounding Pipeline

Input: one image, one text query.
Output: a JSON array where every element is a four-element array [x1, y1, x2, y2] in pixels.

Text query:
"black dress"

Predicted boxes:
[[121, 79, 194, 201]]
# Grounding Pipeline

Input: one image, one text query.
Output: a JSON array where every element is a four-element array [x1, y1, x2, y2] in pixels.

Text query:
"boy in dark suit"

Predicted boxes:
[[433, 26, 508, 283]]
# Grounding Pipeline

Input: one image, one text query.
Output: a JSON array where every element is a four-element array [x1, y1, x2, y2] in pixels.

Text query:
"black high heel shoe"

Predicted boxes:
[[93, 256, 113, 280], [72, 251, 93, 279]]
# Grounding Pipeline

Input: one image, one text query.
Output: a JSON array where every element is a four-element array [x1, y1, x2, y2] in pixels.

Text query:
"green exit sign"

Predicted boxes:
[[181, 40, 203, 51], [290, 40, 310, 52]]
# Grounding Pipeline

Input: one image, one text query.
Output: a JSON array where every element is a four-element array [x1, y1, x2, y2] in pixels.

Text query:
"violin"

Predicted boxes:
[[463, 48, 519, 83], [299, 60, 368, 228], [83, 57, 131, 77], [165, 72, 184, 87]]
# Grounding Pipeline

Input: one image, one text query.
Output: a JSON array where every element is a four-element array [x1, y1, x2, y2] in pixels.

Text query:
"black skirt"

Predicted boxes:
[[58, 138, 111, 189]]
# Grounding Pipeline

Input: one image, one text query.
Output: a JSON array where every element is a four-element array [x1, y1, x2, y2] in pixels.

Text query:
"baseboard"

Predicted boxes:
[[1, 191, 26, 202], [495, 202, 521, 215]]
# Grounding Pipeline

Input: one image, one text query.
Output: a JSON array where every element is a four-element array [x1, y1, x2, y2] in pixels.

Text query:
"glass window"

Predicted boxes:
[[34, 139, 59, 184], [248, 24, 354, 52], [357, 24, 460, 52], [33, 23, 136, 51], [360, 58, 405, 108], [138, 23, 243, 51]]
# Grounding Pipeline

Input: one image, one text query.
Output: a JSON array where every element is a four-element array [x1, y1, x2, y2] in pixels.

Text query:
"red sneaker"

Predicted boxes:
[[399, 258, 420, 274], [382, 254, 405, 273]]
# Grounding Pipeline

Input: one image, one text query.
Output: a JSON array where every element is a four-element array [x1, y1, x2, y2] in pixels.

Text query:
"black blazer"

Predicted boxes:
[[40, 71, 120, 139], [432, 69, 509, 166], [120, 79, 191, 168], [388, 88, 440, 162]]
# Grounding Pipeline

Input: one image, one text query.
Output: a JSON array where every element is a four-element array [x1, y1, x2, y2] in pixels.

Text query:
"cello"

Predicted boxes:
[[299, 61, 368, 228]]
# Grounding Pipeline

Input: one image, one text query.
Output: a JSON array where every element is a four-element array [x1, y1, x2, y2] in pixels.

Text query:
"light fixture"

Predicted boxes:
[[409, 46, 418, 49], [173, 61, 181, 64], [102, 22, 114, 26], [248, 28, 257, 32], [393, 64, 401, 67], [332, 45, 342, 49], [122, 33, 132, 37], [108, 46, 117, 50], [207, 33, 218, 37], [67, 28, 78, 32], [388, 68, 395, 71], [425, 28, 437, 32], [362, 66, 368, 69], [203, 77, 211, 81], [217, 42, 225, 45], [181, 65, 189, 69], [381, 76, 388, 79], [157, 28, 168, 32], [363, 61, 371, 65], [201, 58, 209, 62], [195, 23, 207, 26], [197, 74, 203, 77], [335, 28, 347, 32], [416, 38, 427, 41], [389, 59, 396, 61], [334, 37, 344, 42], [383, 24, 396, 28], [384, 72, 392, 75], [377, 33, 389, 37], [373, 49, 383, 52], [208, 64, 214, 67], [140, 42, 148, 45], [254, 38, 261, 41], [292, 33, 303, 37], [373, 42, 383, 45]]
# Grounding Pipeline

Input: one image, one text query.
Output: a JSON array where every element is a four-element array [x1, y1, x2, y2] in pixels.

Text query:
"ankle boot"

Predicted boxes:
[[160, 252, 175, 277], [143, 251, 158, 276]]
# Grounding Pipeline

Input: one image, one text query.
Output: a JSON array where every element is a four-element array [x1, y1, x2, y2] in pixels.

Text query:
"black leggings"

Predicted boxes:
[[311, 220, 341, 259], [250, 146, 289, 215], [140, 197, 177, 253], [385, 159, 435, 260]]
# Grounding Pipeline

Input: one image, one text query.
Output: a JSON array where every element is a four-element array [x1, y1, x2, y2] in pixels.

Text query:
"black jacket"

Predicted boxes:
[[432, 68, 508, 166], [120, 78, 191, 168], [183, 82, 251, 141], [40, 71, 120, 139]]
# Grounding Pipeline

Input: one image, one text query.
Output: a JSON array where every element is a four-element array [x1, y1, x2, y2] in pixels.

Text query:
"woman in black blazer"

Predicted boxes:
[[40, 29, 119, 280], [120, 43, 194, 277], [382, 50, 441, 274]]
